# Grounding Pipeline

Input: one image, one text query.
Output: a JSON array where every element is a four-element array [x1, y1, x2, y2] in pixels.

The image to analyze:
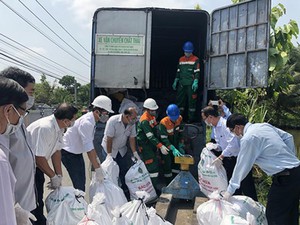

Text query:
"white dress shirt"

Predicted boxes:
[[0, 135, 17, 225], [63, 112, 96, 154], [102, 114, 136, 158], [213, 117, 240, 157], [227, 122, 300, 194], [9, 124, 36, 211], [27, 115, 64, 160]]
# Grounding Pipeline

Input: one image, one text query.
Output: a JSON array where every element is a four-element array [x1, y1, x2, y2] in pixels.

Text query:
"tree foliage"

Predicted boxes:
[[34, 75, 90, 108]]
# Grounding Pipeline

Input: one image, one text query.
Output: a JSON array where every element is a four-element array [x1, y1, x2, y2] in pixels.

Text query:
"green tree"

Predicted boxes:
[[77, 83, 90, 107], [35, 74, 56, 105]]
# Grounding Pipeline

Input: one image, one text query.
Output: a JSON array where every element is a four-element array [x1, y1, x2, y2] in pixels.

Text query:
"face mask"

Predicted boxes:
[[3, 106, 23, 135], [204, 118, 213, 127], [69, 120, 75, 127], [149, 111, 156, 117], [184, 52, 192, 57], [99, 114, 109, 123], [129, 118, 137, 126], [26, 96, 35, 110]]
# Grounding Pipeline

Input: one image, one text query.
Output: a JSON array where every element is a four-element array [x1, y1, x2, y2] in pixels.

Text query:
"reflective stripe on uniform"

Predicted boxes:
[[146, 132, 153, 138], [164, 173, 173, 178], [177, 69, 180, 72], [167, 128, 174, 133], [194, 69, 200, 72], [179, 61, 195, 65], [172, 169, 180, 174], [179, 107, 185, 111], [144, 158, 154, 165], [149, 172, 159, 178], [189, 108, 196, 112], [161, 135, 168, 139]]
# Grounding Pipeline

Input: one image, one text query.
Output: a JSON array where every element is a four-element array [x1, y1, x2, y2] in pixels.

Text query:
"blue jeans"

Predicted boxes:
[[61, 149, 86, 191]]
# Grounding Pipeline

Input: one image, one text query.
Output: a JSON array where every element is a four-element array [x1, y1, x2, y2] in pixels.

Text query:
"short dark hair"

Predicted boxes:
[[0, 67, 35, 88], [201, 106, 219, 117], [54, 103, 78, 120], [123, 107, 137, 116], [0, 77, 28, 107], [226, 113, 248, 129]]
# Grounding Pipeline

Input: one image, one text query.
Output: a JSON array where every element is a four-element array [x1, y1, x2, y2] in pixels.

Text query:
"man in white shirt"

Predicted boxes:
[[201, 106, 257, 200], [224, 113, 300, 225], [102, 107, 139, 198], [28, 103, 78, 225], [62, 95, 113, 191], [0, 77, 35, 225], [1, 67, 37, 212]]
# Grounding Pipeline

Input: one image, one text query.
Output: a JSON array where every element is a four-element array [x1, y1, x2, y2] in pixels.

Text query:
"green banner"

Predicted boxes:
[[96, 34, 145, 55]]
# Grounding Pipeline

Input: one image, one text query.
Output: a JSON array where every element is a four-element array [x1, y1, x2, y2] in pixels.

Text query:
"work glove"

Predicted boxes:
[[47, 174, 62, 190], [172, 78, 179, 91], [159, 145, 169, 155], [170, 145, 183, 157], [178, 142, 185, 154], [106, 153, 113, 160], [220, 191, 232, 201], [15, 203, 37, 225], [212, 157, 223, 168], [206, 142, 219, 151], [192, 79, 198, 92], [133, 151, 141, 161], [95, 166, 105, 183]]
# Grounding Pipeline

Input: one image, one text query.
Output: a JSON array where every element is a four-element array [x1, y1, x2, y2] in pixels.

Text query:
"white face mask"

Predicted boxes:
[[204, 119, 213, 127], [3, 106, 23, 135], [26, 96, 35, 110], [99, 114, 109, 123]]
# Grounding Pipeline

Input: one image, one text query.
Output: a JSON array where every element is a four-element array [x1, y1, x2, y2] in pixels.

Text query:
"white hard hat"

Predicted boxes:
[[143, 98, 158, 110], [91, 95, 114, 113]]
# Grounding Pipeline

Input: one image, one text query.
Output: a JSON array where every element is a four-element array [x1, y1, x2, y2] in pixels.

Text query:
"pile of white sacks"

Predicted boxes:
[[45, 157, 172, 225], [197, 146, 268, 225]]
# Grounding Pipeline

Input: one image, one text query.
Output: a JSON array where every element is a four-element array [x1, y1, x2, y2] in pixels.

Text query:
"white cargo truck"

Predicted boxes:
[[90, 0, 270, 177]]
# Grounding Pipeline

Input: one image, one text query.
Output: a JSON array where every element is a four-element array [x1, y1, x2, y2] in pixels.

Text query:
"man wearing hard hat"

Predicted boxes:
[[61, 95, 114, 191], [172, 41, 200, 122], [137, 98, 169, 189]]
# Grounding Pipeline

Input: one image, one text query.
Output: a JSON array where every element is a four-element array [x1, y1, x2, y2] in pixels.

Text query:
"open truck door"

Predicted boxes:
[[207, 0, 271, 90]]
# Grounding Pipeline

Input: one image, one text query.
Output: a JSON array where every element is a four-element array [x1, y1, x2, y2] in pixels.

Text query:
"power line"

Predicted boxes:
[[0, 0, 90, 67], [0, 38, 71, 76], [0, 52, 62, 80], [18, 0, 90, 62], [35, 0, 90, 55], [0, 33, 89, 82], [0, 56, 59, 80], [0, 49, 63, 79], [0, 49, 88, 83]]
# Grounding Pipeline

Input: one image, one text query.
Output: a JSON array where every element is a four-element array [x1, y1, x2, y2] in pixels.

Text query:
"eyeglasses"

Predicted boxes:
[[17, 105, 29, 117]]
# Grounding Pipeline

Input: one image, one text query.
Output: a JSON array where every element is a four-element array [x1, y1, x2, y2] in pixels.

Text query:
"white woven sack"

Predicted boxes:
[[196, 199, 240, 225], [101, 155, 120, 186], [120, 197, 149, 225], [78, 193, 112, 225], [125, 160, 157, 202], [89, 176, 127, 211], [147, 207, 173, 225], [198, 147, 228, 197], [220, 213, 257, 225], [230, 196, 267, 225], [46, 200, 80, 225], [112, 207, 133, 225], [45, 186, 75, 213]]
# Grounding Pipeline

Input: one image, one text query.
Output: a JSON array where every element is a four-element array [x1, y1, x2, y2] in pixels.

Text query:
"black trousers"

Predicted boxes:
[[61, 149, 86, 192], [221, 154, 258, 201], [266, 165, 300, 225], [31, 168, 46, 225]]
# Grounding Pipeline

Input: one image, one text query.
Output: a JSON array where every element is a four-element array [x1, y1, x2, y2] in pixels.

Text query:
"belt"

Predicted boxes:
[[273, 168, 291, 178]]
